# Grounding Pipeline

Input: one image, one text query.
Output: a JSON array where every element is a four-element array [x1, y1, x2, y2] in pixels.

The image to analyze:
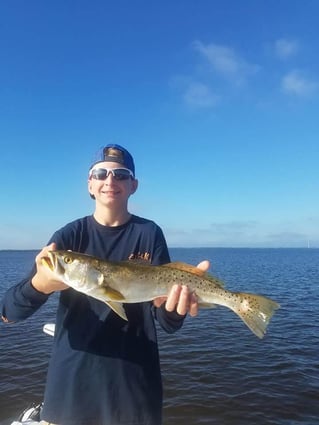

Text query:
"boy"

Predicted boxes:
[[1, 144, 208, 425]]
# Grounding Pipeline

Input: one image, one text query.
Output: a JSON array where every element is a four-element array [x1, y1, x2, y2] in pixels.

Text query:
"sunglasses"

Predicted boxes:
[[89, 167, 134, 181]]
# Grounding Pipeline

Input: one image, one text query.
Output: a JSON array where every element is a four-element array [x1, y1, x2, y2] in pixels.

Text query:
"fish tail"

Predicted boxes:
[[231, 293, 280, 339]]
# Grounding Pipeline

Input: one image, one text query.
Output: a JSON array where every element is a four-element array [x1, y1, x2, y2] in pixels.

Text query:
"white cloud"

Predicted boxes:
[[165, 221, 260, 247], [281, 70, 319, 96], [171, 40, 260, 108], [275, 38, 299, 60], [183, 82, 219, 108], [165, 224, 319, 248], [192, 41, 259, 84]]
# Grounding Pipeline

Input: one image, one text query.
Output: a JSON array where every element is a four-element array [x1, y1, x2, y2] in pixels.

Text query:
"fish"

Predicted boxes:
[[42, 250, 280, 339]]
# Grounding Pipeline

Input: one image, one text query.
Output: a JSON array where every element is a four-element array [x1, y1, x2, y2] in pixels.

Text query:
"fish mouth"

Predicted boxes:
[[41, 251, 56, 271]]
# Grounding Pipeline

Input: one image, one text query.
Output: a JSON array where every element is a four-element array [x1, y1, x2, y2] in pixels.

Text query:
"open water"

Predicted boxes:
[[0, 248, 318, 425]]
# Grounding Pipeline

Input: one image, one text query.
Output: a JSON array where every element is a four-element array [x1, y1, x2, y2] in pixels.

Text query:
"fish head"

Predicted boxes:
[[41, 250, 104, 292]]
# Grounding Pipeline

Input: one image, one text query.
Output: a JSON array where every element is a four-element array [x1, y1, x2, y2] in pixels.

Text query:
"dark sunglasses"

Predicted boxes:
[[89, 167, 134, 181]]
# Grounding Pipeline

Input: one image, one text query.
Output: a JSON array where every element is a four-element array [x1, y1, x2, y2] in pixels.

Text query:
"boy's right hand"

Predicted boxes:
[[31, 243, 68, 294]]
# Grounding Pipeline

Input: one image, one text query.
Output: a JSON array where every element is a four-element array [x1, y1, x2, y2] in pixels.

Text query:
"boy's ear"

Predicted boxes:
[[88, 180, 95, 197], [130, 179, 138, 194]]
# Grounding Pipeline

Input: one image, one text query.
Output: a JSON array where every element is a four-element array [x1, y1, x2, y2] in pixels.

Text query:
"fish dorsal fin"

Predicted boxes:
[[122, 259, 152, 266], [163, 262, 225, 287], [163, 262, 207, 276]]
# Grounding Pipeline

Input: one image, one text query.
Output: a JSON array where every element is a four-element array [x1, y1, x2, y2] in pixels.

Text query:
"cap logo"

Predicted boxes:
[[103, 147, 124, 162]]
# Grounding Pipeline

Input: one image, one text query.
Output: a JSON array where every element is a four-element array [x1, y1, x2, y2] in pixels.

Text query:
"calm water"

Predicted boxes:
[[0, 248, 318, 425]]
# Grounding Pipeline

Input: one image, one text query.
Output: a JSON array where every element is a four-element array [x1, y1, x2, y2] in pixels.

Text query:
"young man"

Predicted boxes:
[[1, 144, 208, 425]]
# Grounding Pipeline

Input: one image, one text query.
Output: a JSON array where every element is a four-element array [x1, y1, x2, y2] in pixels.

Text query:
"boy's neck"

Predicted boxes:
[[93, 209, 132, 227]]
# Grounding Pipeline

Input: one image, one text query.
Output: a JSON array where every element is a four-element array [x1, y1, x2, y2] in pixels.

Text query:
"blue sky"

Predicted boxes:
[[1, 0, 318, 249]]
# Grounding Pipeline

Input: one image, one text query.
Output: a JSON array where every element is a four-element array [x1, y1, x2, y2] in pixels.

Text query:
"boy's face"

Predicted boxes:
[[88, 161, 138, 207]]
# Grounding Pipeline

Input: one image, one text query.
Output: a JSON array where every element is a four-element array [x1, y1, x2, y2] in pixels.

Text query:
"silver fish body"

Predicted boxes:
[[42, 250, 280, 339]]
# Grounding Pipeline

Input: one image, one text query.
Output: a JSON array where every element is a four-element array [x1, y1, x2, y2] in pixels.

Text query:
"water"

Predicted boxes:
[[0, 248, 318, 425]]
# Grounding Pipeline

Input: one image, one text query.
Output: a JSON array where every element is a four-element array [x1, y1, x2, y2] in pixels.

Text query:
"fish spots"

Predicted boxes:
[[240, 298, 251, 313], [239, 297, 258, 321]]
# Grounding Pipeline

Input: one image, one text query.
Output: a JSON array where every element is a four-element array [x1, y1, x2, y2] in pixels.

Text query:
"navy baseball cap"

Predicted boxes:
[[89, 144, 135, 176]]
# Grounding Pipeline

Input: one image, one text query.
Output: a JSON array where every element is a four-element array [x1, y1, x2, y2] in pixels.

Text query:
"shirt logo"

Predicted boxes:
[[128, 252, 151, 262]]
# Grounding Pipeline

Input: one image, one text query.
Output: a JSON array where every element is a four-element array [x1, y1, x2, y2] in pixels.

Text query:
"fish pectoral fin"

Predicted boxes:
[[104, 287, 125, 301], [106, 302, 128, 321]]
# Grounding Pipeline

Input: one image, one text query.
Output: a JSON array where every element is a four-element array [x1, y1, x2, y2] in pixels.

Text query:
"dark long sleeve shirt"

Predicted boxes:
[[1, 215, 185, 425]]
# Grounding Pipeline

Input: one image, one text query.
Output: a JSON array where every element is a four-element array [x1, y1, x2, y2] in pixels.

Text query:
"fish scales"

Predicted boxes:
[[42, 250, 280, 339], [99, 262, 226, 304]]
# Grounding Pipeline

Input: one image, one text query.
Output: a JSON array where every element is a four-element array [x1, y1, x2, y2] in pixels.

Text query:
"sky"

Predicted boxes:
[[0, 0, 319, 249]]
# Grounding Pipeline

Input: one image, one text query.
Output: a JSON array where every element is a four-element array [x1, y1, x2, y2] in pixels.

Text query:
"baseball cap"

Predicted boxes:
[[90, 144, 135, 176]]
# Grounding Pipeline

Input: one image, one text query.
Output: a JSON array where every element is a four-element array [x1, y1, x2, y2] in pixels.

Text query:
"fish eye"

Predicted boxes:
[[64, 256, 73, 264]]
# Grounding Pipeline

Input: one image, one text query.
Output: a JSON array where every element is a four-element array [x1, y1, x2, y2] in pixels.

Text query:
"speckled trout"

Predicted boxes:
[[42, 250, 280, 338]]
